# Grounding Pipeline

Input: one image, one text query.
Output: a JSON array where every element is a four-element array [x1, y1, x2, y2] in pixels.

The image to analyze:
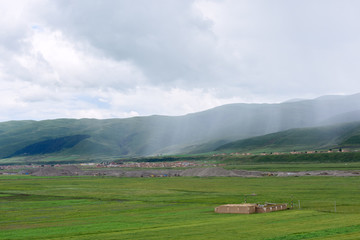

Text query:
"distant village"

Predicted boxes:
[[0, 147, 358, 175], [82, 160, 214, 168], [0, 160, 215, 175]]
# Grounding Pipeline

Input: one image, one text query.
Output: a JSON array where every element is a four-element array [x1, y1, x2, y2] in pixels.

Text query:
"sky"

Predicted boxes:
[[1, 0, 360, 121]]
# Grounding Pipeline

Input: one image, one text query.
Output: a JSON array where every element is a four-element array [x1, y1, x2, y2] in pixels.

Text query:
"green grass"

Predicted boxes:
[[0, 155, 121, 165], [1, 176, 360, 239], [224, 162, 360, 172], [216, 152, 360, 164]]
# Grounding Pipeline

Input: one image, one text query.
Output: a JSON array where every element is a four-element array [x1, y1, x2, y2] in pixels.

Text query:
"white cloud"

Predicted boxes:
[[106, 87, 243, 116], [1, 0, 360, 121], [13, 28, 147, 90]]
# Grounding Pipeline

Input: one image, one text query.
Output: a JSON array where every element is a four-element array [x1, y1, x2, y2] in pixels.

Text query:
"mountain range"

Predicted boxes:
[[1, 93, 360, 160]]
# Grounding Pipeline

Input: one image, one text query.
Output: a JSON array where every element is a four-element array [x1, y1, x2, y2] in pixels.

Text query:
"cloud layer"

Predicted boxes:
[[1, 0, 360, 121]]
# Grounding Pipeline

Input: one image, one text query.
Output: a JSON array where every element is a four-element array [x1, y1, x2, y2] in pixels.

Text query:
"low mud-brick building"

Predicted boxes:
[[215, 204, 257, 214], [215, 203, 287, 214]]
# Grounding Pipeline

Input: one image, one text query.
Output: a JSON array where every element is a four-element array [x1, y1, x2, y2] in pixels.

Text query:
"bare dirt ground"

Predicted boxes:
[[19, 166, 360, 177]]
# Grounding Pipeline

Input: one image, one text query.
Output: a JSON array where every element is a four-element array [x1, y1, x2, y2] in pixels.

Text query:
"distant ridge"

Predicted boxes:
[[215, 121, 360, 153], [1, 93, 360, 160]]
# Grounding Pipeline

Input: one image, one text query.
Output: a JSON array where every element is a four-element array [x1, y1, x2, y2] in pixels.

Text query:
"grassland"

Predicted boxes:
[[224, 162, 360, 172], [1, 175, 360, 239]]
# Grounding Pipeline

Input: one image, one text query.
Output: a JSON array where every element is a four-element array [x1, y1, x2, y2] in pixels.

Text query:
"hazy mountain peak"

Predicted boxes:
[[283, 98, 308, 103]]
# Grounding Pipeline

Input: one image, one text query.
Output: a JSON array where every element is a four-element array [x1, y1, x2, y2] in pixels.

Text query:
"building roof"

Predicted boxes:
[[220, 204, 257, 207]]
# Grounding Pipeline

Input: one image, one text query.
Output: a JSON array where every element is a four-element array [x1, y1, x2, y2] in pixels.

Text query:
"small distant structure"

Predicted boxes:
[[255, 203, 288, 213], [215, 203, 287, 214], [215, 204, 257, 214]]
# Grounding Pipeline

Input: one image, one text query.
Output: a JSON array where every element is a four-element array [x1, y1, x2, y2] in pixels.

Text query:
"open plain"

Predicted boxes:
[[1, 173, 360, 239]]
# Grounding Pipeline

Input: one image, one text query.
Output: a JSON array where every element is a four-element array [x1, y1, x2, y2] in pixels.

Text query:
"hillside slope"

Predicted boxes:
[[215, 121, 360, 153], [1, 93, 360, 159]]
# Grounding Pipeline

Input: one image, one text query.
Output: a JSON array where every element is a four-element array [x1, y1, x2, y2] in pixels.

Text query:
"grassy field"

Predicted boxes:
[[224, 162, 360, 172], [1, 175, 360, 239]]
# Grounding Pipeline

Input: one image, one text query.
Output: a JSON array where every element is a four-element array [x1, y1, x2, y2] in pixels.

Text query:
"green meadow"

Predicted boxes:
[[224, 162, 360, 172], [1, 175, 360, 239]]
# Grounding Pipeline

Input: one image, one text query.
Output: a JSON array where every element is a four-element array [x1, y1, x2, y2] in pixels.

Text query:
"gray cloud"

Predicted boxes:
[[45, 0, 223, 88], [1, 0, 360, 120]]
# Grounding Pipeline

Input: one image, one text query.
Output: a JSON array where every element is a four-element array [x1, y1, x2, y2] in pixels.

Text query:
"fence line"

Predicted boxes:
[[290, 200, 358, 213]]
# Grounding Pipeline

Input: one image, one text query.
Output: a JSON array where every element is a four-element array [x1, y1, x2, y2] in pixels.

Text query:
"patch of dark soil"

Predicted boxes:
[[22, 166, 360, 178], [31, 166, 72, 176]]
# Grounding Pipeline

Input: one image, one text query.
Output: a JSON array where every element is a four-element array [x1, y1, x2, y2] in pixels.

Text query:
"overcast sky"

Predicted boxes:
[[1, 0, 360, 121]]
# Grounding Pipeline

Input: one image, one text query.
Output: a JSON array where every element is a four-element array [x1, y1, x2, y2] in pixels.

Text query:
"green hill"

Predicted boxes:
[[215, 121, 360, 153], [1, 93, 360, 161]]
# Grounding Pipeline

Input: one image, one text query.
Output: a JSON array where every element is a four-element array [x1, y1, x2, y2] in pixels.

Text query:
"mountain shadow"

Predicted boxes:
[[8, 135, 90, 157]]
